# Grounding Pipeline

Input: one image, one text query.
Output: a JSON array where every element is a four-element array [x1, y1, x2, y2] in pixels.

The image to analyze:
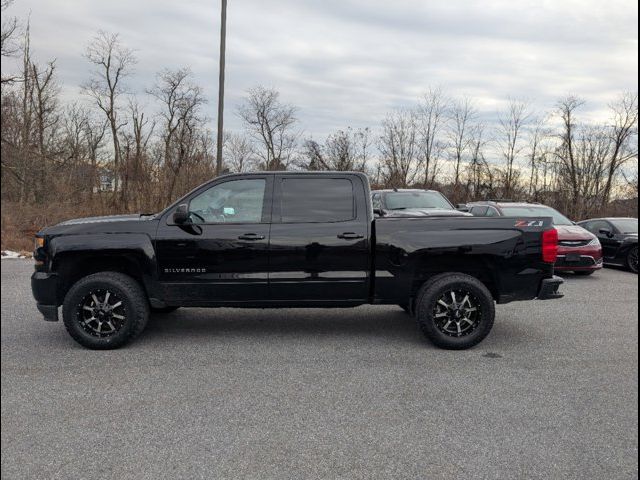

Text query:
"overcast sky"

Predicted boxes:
[[3, 0, 638, 137]]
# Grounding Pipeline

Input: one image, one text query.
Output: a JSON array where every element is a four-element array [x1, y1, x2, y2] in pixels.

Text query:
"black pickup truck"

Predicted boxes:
[[31, 172, 563, 350]]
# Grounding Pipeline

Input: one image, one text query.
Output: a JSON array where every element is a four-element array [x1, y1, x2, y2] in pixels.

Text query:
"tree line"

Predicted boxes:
[[1, 3, 638, 250]]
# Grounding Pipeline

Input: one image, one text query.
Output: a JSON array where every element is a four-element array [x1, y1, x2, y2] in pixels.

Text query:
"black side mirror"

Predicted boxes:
[[173, 203, 189, 224], [456, 204, 470, 213], [373, 208, 385, 217], [599, 228, 613, 238]]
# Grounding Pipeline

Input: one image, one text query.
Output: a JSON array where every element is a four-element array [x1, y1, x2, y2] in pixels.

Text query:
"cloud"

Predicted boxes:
[[3, 0, 638, 137]]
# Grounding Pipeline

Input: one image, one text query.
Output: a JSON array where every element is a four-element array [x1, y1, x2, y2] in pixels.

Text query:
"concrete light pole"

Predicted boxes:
[[215, 0, 227, 176]]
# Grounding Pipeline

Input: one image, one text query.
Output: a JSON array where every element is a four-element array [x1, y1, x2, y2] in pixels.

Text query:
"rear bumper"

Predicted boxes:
[[31, 271, 60, 321], [537, 275, 564, 300]]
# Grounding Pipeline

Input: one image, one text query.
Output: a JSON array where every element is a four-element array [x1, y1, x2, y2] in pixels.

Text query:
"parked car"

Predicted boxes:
[[468, 201, 603, 275], [32, 172, 563, 351], [577, 218, 638, 273], [371, 189, 471, 217]]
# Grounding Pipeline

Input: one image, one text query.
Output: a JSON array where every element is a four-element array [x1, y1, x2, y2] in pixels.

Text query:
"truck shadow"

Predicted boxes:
[[140, 306, 530, 350]]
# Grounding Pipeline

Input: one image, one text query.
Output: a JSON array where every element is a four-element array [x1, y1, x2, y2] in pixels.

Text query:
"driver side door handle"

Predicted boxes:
[[238, 233, 265, 241], [337, 232, 364, 240]]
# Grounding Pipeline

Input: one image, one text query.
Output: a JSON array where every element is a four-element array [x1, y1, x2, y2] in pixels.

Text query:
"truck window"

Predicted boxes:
[[470, 206, 488, 216], [189, 179, 266, 224], [280, 178, 354, 223]]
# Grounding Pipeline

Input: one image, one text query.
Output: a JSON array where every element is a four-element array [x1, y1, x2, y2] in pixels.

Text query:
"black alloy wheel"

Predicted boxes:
[[78, 289, 127, 337], [415, 273, 495, 350], [432, 289, 482, 337], [62, 272, 149, 349]]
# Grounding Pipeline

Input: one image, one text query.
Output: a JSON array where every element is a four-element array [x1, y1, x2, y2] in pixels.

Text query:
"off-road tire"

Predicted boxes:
[[415, 273, 495, 350], [62, 272, 149, 349]]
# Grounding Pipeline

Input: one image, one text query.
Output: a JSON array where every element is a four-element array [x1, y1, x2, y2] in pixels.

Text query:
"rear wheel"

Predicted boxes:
[[627, 247, 638, 274], [415, 273, 495, 350], [62, 272, 149, 349]]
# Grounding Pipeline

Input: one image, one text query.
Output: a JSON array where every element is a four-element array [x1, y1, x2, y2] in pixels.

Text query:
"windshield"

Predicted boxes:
[[385, 192, 453, 210], [611, 219, 638, 234], [501, 205, 573, 226]]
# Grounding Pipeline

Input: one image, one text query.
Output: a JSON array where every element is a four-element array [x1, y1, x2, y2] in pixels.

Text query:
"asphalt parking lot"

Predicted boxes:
[[1, 260, 638, 480]]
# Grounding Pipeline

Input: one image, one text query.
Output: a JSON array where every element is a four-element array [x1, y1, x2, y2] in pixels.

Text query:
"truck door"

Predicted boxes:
[[155, 175, 273, 305], [268, 174, 371, 302]]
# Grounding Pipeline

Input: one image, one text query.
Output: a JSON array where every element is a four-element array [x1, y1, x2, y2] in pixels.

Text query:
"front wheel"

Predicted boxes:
[[415, 273, 495, 350], [62, 272, 149, 349], [627, 247, 638, 274]]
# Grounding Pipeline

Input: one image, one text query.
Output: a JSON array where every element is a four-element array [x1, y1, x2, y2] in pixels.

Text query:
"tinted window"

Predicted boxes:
[[470, 206, 488, 216], [372, 194, 382, 210], [610, 219, 638, 234], [281, 178, 354, 223], [189, 179, 266, 224], [384, 191, 453, 210], [486, 207, 500, 217], [585, 220, 612, 235], [500, 205, 572, 225]]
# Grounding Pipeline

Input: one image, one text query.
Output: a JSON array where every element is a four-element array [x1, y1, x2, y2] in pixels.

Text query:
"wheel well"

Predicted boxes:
[[54, 253, 146, 302], [410, 257, 499, 304]]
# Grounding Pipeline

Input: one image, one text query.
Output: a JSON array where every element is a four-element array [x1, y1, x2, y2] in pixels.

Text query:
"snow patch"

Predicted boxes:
[[1, 250, 31, 259]]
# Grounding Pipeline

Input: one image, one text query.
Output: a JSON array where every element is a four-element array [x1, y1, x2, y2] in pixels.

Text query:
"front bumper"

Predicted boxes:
[[31, 271, 60, 321], [555, 255, 603, 271], [537, 275, 564, 300]]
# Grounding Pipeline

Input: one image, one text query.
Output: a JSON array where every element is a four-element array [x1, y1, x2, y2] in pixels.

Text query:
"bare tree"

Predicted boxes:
[[302, 127, 370, 172], [30, 60, 59, 202], [554, 96, 585, 217], [82, 31, 136, 205], [600, 92, 638, 208], [1, 0, 19, 84], [149, 67, 206, 204], [417, 87, 448, 187], [237, 86, 298, 170], [224, 131, 254, 172], [447, 97, 477, 194], [379, 109, 421, 187], [498, 99, 530, 198]]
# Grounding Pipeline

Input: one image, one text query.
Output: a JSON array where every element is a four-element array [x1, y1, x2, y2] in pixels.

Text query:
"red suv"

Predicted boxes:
[[467, 201, 603, 275]]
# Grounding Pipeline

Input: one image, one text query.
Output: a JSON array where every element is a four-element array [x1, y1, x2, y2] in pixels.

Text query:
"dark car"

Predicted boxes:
[[468, 201, 603, 275], [371, 189, 471, 217], [577, 218, 638, 273], [32, 172, 563, 350]]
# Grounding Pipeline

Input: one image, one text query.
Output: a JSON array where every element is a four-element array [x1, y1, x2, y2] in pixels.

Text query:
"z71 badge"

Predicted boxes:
[[515, 220, 544, 227]]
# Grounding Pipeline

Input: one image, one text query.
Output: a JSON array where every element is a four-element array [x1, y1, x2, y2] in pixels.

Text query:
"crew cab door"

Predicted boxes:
[[155, 175, 273, 305], [268, 174, 371, 302]]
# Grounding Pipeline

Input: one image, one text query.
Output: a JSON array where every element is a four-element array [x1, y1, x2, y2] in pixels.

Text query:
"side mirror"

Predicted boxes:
[[173, 203, 189, 224], [599, 228, 613, 238], [373, 208, 385, 217], [456, 204, 470, 213]]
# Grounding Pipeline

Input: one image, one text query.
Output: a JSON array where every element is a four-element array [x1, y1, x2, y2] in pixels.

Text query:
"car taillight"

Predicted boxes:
[[542, 228, 559, 263]]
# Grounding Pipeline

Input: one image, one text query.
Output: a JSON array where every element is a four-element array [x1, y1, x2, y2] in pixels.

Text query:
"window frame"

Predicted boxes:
[[486, 206, 501, 217], [470, 206, 488, 217], [164, 175, 273, 226], [273, 175, 357, 224]]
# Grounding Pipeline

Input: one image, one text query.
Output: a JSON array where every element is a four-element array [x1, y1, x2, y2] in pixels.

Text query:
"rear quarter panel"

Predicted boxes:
[[373, 216, 555, 304]]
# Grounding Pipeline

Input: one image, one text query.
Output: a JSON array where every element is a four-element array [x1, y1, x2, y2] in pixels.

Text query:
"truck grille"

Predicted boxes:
[[559, 240, 591, 248]]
